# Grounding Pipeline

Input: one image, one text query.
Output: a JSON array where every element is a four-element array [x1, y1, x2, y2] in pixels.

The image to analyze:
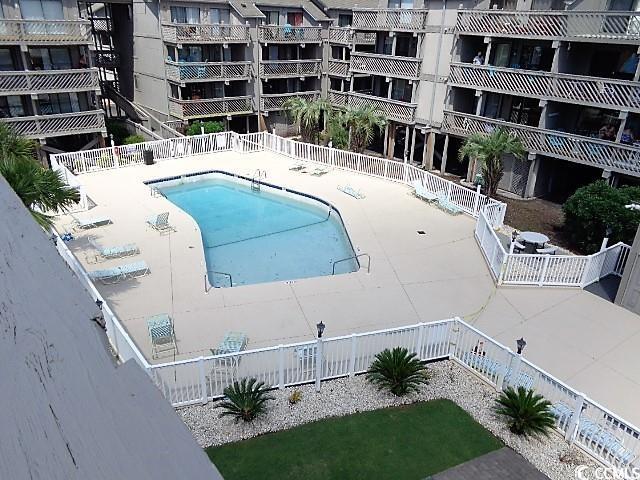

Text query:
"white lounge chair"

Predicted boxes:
[[70, 213, 112, 231], [413, 181, 439, 202], [310, 166, 330, 176], [87, 236, 139, 263], [88, 260, 150, 284], [337, 185, 365, 199], [147, 212, 174, 233]]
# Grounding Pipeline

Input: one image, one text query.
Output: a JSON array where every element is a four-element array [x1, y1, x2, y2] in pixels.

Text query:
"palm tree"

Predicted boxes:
[[366, 347, 429, 396], [0, 124, 79, 228], [458, 127, 525, 198], [283, 97, 330, 144], [495, 386, 555, 437], [345, 105, 386, 154]]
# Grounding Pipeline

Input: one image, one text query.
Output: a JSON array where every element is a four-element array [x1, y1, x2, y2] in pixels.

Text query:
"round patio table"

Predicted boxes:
[[518, 231, 549, 253]]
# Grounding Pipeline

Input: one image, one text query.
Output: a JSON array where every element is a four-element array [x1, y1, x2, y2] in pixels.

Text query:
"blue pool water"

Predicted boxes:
[[158, 173, 358, 287]]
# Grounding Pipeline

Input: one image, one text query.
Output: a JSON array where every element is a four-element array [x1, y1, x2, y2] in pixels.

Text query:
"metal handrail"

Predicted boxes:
[[204, 270, 233, 292], [332, 253, 371, 275]]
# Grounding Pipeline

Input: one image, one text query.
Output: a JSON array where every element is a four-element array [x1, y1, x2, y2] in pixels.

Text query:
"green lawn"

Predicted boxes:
[[206, 399, 503, 480]]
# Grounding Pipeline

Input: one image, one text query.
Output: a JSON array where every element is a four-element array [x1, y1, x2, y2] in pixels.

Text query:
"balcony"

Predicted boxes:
[[0, 19, 91, 44], [0, 68, 99, 96], [168, 96, 253, 119], [350, 52, 421, 79], [352, 8, 428, 32], [2, 110, 105, 139], [441, 110, 640, 176], [448, 63, 640, 113], [328, 26, 376, 45], [328, 90, 349, 106], [165, 60, 252, 83], [258, 25, 322, 44], [329, 90, 416, 123], [162, 23, 250, 44], [261, 91, 320, 111], [455, 10, 640, 44], [328, 59, 350, 77], [259, 60, 321, 79]]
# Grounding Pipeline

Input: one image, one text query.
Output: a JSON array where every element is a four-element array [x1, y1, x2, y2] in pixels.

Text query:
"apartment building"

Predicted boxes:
[[0, 0, 106, 158]]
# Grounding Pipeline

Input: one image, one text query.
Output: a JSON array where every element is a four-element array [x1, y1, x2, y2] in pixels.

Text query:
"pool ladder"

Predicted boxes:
[[251, 169, 266, 192], [332, 253, 371, 275]]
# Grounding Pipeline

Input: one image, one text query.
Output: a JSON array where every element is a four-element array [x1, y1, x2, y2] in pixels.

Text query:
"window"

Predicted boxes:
[[0, 49, 16, 71], [170, 6, 199, 24], [338, 14, 352, 27], [19, 0, 63, 19], [0, 96, 26, 117], [209, 8, 230, 24], [391, 79, 412, 102], [177, 45, 202, 62], [286, 12, 303, 26], [265, 11, 279, 25], [29, 47, 72, 70], [37, 92, 80, 115]]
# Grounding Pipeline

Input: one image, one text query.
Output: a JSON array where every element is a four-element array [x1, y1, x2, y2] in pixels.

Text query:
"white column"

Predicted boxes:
[[440, 134, 449, 174]]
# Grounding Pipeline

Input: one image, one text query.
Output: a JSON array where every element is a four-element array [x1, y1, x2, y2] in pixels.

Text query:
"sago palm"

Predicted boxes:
[[495, 386, 555, 437], [218, 378, 273, 422], [458, 127, 525, 198], [283, 97, 330, 144], [0, 124, 79, 228], [366, 347, 429, 396], [345, 105, 386, 153]]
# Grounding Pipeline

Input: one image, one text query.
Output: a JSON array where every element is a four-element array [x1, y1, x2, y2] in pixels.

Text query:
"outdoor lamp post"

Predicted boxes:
[[516, 337, 527, 355], [315, 321, 325, 392]]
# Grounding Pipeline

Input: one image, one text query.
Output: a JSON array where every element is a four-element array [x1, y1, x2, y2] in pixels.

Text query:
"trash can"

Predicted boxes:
[[143, 149, 154, 165]]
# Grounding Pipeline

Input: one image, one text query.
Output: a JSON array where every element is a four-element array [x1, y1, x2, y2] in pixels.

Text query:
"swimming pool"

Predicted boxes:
[[153, 171, 359, 287]]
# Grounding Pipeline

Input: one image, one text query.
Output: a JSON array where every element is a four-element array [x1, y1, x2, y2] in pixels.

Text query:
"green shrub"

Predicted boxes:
[[563, 180, 640, 253], [105, 119, 128, 145], [218, 378, 272, 422], [186, 120, 225, 136], [366, 347, 429, 396], [495, 386, 555, 437], [123, 134, 144, 145]]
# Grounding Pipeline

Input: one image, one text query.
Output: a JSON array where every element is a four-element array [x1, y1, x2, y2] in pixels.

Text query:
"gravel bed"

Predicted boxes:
[[179, 360, 599, 480]]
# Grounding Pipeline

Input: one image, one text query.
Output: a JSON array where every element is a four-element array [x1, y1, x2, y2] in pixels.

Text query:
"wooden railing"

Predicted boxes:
[[442, 111, 640, 176], [261, 91, 320, 111], [258, 25, 322, 43], [328, 59, 350, 77], [168, 96, 252, 119], [328, 89, 349, 106], [0, 19, 91, 44], [328, 26, 376, 45], [353, 8, 428, 31], [161, 23, 250, 43], [0, 68, 99, 95], [455, 10, 640, 43], [165, 60, 251, 82], [2, 110, 105, 138], [349, 92, 417, 123], [350, 52, 422, 79], [259, 59, 321, 78], [448, 63, 640, 112]]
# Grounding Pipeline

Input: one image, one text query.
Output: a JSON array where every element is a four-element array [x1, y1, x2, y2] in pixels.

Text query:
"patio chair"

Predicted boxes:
[[70, 213, 112, 231], [513, 241, 526, 253], [289, 162, 306, 171], [87, 235, 139, 262], [310, 166, 330, 176], [147, 212, 175, 233], [88, 266, 124, 284], [211, 331, 248, 356], [436, 193, 462, 215], [412, 181, 439, 202], [337, 185, 365, 199], [147, 314, 177, 359], [536, 246, 557, 255]]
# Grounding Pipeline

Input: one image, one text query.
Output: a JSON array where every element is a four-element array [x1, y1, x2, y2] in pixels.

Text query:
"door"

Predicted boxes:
[[287, 12, 303, 26]]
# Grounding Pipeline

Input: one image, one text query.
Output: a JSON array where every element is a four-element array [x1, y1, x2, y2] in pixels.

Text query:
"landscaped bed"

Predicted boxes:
[[206, 398, 503, 480]]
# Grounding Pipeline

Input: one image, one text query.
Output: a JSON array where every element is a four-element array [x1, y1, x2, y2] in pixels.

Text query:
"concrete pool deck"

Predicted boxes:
[[57, 150, 640, 425]]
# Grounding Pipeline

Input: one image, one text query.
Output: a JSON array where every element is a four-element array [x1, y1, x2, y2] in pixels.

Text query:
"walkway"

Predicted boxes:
[[428, 448, 549, 480]]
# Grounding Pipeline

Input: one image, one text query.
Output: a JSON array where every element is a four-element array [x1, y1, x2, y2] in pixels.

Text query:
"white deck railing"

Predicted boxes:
[[0, 19, 91, 44], [0, 68, 99, 95], [350, 52, 422, 79]]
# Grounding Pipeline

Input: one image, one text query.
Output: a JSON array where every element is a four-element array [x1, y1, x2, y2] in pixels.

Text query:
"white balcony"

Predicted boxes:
[[168, 96, 253, 119], [350, 52, 422, 79], [162, 23, 250, 44], [328, 26, 376, 45], [328, 59, 350, 77], [441, 110, 640, 177], [258, 25, 322, 44], [0, 19, 91, 44], [2, 110, 105, 139], [455, 10, 640, 44], [352, 8, 428, 32], [0, 69, 99, 96], [259, 60, 321, 78], [165, 61, 251, 83], [260, 91, 320, 111]]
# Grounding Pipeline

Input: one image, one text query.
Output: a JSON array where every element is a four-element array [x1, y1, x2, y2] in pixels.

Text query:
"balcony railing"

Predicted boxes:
[[259, 60, 321, 78], [455, 10, 640, 44], [448, 63, 640, 113], [328, 59, 350, 77], [352, 8, 428, 32], [168, 96, 253, 119], [261, 91, 320, 111], [328, 26, 376, 45], [328, 90, 349, 106], [162, 23, 250, 44], [165, 60, 251, 82], [0, 68, 99, 95], [0, 19, 91, 44], [350, 52, 422, 79], [441, 110, 640, 176], [2, 110, 105, 139], [349, 92, 417, 123], [258, 25, 322, 44], [91, 50, 119, 68]]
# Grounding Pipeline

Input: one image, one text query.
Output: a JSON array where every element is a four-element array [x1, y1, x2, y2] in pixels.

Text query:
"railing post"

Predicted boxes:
[[504, 350, 522, 391], [580, 255, 593, 288], [348, 334, 357, 378], [278, 344, 285, 389], [198, 356, 208, 405], [565, 393, 586, 444], [383, 160, 389, 178], [356, 156, 361, 172], [402, 163, 408, 184], [448, 317, 460, 358], [315, 337, 323, 392], [538, 255, 551, 286], [415, 322, 425, 359], [496, 347, 511, 391], [473, 184, 481, 216], [446, 182, 452, 202], [110, 136, 119, 168]]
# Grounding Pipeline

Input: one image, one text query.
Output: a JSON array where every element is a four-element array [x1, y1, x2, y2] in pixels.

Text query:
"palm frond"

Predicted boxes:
[[366, 347, 429, 396], [495, 386, 555, 437], [217, 378, 273, 422]]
